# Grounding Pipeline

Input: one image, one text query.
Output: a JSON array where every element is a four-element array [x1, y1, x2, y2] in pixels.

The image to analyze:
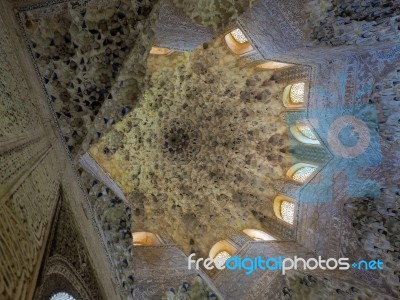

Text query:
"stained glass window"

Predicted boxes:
[[230, 28, 248, 44], [50, 292, 76, 300], [292, 166, 316, 183], [214, 250, 231, 267], [280, 201, 294, 224], [289, 82, 305, 103]]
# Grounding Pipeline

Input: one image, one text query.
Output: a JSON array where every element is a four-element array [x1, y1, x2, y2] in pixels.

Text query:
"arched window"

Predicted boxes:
[[273, 196, 295, 225], [150, 47, 174, 56], [132, 232, 162, 246], [230, 28, 248, 44], [243, 229, 276, 241], [50, 292, 76, 300], [280, 200, 295, 224], [296, 123, 317, 141], [290, 121, 320, 145], [214, 250, 232, 263], [289, 83, 305, 103], [287, 163, 317, 183], [292, 166, 316, 182], [257, 60, 293, 70], [224, 28, 253, 55], [283, 82, 306, 108], [209, 240, 237, 268]]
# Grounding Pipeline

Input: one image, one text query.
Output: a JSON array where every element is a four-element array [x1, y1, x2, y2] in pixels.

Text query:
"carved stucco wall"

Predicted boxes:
[[231, 1, 400, 297], [236, 0, 313, 64], [153, 0, 216, 52], [345, 197, 400, 298], [285, 269, 395, 299], [171, 0, 255, 30], [338, 60, 400, 294], [228, 1, 399, 293], [304, 0, 400, 47], [132, 245, 199, 299], [0, 146, 60, 300], [294, 43, 400, 297], [163, 275, 219, 300], [213, 241, 312, 300], [0, 1, 60, 298], [237, 0, 400, 65], [0, 1, 121, 299]]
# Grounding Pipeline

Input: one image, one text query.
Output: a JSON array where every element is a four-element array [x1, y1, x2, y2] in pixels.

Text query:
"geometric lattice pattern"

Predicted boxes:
[[230, 28, 248, 44], [292, 166, 316, 183], [280, 201, 294, 224], [289, 82, 305, 103], [296, 123, 318, 140]]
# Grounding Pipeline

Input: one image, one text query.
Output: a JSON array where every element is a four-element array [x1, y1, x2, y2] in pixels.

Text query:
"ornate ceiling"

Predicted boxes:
[[89, 37, 291, 256], [7, 0, 400, 298]]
